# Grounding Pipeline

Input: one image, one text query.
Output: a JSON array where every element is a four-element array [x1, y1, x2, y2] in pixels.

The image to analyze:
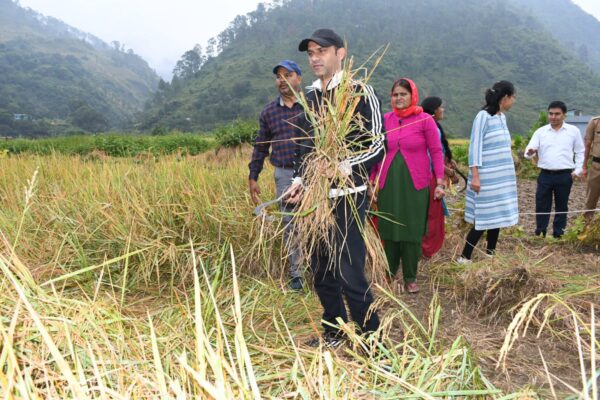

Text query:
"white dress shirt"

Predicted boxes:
[[524, 123, 585, 175]]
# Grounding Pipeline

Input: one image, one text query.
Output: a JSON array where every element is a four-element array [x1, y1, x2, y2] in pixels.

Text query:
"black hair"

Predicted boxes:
[[548, 101, 567, 114], [391, 79, 412, 94], [483, 80, 515, 116], [421, 96, 442, 115], [421, 96, 452, 161]]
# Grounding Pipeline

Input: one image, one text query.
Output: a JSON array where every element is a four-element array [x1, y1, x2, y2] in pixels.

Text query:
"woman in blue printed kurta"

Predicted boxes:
[[458, 81, 518, 262]]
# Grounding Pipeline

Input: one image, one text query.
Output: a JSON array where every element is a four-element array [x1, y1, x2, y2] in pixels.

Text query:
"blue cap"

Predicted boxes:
[[272, 60, 302, 76]]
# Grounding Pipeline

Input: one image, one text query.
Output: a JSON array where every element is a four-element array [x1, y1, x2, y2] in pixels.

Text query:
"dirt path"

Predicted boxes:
[[381, 178, 599, 394], [447, 176, 589, 233], [517, 178, 589, 233]]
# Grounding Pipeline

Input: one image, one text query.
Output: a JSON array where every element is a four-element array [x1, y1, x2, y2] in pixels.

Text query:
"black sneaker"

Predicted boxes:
[[288, 277, 304, 291], [535, 230, 546, 237], [305, 331, 346, 349]]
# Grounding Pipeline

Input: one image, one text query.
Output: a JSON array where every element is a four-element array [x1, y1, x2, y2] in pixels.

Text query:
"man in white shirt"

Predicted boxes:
[[525, 101, 585, 238]]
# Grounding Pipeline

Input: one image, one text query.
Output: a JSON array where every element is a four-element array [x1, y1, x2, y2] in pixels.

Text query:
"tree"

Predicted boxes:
[[578, 44, 589, 63], [524, 110, 548, 145], [217, 28, 235, 53], [70, 104, 109, 132], [170, 76, 183, 92], [157, 78, 169, 92], [0, 124, 11, 136], [110, 40, 125, 53], [173, 47, 204, 80], [232, 81, 251, 97], [248, 3, 267, 25], [206, 38, 216, 59], [0, 109, 13, 126], [231, 15, 248, 37], [68, 99, 88, 113], [151, 124, 168, 136], [193, 44, 206, 62]]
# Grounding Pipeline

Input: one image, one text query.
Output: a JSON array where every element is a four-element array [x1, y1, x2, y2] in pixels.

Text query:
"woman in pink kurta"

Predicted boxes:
[[372, 78, 445, 294]]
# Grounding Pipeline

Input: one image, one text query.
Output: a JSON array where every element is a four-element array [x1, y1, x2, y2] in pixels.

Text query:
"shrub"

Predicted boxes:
[[0, 134, 213, 157], [215, 120, 258, 149], [451, 143, 469, 166]]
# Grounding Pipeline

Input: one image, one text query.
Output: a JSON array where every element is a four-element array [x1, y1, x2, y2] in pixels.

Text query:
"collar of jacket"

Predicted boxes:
[[307, 71, 344, 92]]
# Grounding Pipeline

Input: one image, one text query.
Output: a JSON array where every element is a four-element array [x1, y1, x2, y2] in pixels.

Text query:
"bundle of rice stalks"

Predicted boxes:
[[293, 62, 366, 255], [364, 223, 390, 288], [453, 263, 561, 320], [250, 202, 389, 288], [290, 52, 386, 272]]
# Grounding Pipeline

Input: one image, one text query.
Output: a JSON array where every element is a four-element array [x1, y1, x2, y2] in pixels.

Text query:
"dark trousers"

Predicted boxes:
[[311, 192, 380, 335], [535, 171, 573, 238], [461, 227, 500, 260]]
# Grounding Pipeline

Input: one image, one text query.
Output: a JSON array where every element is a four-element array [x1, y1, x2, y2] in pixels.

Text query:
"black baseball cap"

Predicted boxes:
[[299, 28, 344, 52]]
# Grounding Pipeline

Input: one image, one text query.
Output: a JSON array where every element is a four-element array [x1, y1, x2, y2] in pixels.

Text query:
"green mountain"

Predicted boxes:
[[510, 0, 600, 72], [141, 0, 600, 136], [0, 0, 159, 135]]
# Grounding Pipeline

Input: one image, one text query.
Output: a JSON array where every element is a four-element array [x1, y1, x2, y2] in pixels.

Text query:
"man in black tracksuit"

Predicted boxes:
[[285, 29, 385, 346]]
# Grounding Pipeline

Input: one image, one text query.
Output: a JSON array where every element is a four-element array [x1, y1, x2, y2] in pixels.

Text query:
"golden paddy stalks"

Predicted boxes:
[[290, 54, 387, 278], [0, 151, 594, 398]]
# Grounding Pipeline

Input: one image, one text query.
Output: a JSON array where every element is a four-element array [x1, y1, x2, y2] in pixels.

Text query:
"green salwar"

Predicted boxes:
[[383, 240, 421, 283], [378, 155, 429, 282]]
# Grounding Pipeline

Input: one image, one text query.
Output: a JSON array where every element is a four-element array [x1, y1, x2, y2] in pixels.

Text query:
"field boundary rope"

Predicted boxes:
[[446, 207, 600, 216]]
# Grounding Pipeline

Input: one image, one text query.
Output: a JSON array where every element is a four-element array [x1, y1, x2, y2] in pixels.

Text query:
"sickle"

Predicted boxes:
[[253, 194, 285, 221]]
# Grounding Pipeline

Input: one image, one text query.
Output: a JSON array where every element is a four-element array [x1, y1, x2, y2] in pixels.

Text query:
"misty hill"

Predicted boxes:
[[0, 0, 159, 135], [141, 0, 600, 136], [511, 0, 600, 72]]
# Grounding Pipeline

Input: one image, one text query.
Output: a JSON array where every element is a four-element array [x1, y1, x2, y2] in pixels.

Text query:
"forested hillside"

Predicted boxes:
[[510, 0, 600, 72], [0, 0, 159, 136], [141, 0, 600, 136]]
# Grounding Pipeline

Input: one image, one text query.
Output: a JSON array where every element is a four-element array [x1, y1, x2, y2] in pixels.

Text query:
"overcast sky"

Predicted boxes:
[[17, 0, 600, 80], [573, 0, 600, 21]]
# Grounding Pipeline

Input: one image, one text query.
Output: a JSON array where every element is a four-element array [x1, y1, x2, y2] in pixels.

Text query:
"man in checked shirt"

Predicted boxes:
[[248, 60, 305, 291]]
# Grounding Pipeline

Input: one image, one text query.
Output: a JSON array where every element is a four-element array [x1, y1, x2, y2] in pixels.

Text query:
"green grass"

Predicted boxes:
[[0, 118, 258, 157], [0, 133, 215, 157]]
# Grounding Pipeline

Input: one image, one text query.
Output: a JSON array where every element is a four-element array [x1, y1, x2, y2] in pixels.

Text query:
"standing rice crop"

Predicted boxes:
[[0, 150, 566, 398]]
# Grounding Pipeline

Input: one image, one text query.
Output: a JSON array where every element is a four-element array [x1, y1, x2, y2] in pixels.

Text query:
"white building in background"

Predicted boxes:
[[13, 114, 31, 121], [566, 110, 593, 140]]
